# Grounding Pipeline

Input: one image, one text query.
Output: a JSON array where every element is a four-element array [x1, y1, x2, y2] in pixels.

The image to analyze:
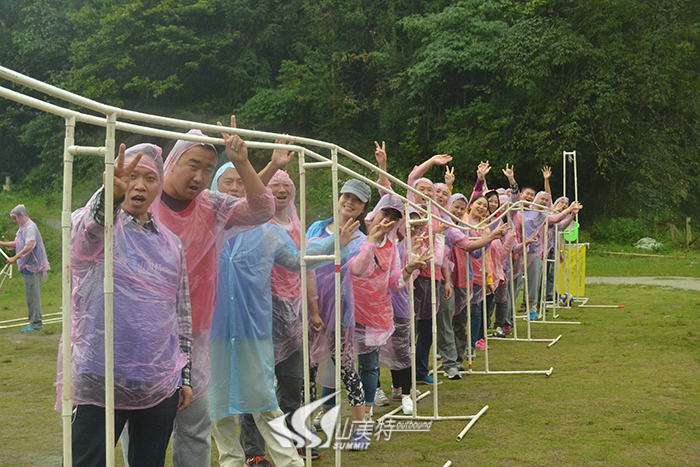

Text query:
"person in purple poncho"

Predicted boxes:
[[0, 204, 50, 332], [57, 144, 193, 467]]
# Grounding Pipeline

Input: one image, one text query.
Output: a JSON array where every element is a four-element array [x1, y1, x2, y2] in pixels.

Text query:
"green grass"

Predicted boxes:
[[1, 271, 699, 465], [583, 242, 700, 278]]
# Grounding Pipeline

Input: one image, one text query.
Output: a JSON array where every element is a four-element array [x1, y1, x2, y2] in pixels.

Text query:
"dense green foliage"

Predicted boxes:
[[1, 0, 698, 223]]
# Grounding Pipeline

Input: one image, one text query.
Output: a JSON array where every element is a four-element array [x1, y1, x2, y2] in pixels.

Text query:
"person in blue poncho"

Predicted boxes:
[[208, 162, 358, 467]]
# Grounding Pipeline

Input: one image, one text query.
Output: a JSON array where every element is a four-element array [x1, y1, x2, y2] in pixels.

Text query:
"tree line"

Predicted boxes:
[[0, 0, 698, 223]]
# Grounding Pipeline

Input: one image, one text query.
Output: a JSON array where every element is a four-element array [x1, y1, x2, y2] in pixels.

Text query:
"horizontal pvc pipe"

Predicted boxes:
[[302, 255, 336, 262], [68, 145, 107, 156], [456, 405, 489, 441], [0, 317, 63, 329], [0, 311, 63, 325]]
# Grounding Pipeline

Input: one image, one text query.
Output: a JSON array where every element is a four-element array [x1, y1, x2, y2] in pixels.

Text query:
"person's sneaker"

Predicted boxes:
[[312, 408, 326, 429], [297, 446, 322, 460], [475, 339, 489, 350], [364, 407, 373, 422], [468, 348, 477, 359], [493, 326, 506, 338], [417, 374, 442, 385], [528, 310, 540, 321], [348, 431, 370, 451], [503, 325, 512, 335], [445, 367, 462, 380], [245, 456, 272, 467], [391, 386, 402, 400], [374, 388, 390, 406], [436, 353, 444, 361], [21, 326, 41, 333], [401, 395, 414, 415], [457, 363, 466, 372]]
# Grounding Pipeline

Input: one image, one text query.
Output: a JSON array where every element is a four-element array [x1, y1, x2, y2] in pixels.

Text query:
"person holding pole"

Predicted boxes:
[[57, 144, 193, 466], [148, 117, 278, 467]]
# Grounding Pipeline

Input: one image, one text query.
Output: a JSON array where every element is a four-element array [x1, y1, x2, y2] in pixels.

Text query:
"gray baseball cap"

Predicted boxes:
[[340, 179, 371, 203]]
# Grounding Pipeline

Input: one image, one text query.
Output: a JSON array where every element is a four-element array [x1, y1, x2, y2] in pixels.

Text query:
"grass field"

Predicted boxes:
[[1, 266, 699, 466]]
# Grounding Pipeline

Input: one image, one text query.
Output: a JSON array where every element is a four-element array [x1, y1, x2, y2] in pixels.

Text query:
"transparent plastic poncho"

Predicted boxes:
[[350, 194, 409, 354], [150, 130, 274, 401], [56, 183, 191, 410], [522, 191, 570, 267], [208, 223, 339, 417], [9, 204, 50, 277], [307, 219, 364, 367]]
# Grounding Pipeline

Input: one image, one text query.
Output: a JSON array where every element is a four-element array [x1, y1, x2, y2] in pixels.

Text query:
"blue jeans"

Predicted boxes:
[[357, 349, 379, 406], [470, 300, 483, 349]]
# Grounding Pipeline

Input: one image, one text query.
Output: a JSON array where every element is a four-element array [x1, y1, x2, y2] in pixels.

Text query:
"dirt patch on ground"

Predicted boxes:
[[587, 276, 700, 291]]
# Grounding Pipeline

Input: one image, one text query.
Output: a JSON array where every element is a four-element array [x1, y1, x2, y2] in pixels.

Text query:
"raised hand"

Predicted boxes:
[[437, 220, 448, 235], [477, 161, 491, 181], [106, 143, 142, 201], [339, 218, 361, 247], [430, 154, 453, 166], [368, 218, 397, 244], [542, 166, 552, 180], [526, 233, 539, 246], [218, 115, 249, 166], [445, 166, 455, 187], [271, 138, 295, 169], [374, 141, 387, 168], [502, 163, 515, 182]]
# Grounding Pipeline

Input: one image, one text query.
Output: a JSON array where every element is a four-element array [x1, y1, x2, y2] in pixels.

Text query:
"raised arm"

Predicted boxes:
[[542, 166, 552, 195], [408, 154, 453, 187], [374, 141, 391, 191], [258, 138, 295, 187], [503, 163, 520, 202], [219, 116, 275, 230]]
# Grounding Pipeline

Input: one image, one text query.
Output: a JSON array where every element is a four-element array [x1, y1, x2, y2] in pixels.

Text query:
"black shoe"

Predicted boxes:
[[298, 446, 322, 460]]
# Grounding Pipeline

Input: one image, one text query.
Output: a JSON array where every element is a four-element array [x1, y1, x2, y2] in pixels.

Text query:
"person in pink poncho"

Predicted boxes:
[[58, 144, 193, 467], [1, 204, 50, 332], [350, 194, 431, 418], [148, 117, 279, 467]]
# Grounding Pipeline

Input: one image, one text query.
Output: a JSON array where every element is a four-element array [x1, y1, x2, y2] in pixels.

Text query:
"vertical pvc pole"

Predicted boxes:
[[519, 203, 531, 340], [426, 201, 438, 416], [508, 252, 518, 340], [297, 150, 312, 467], [552, 224, 560, 316], [540, 217, 549, 319], [61, 116, 75, 466], [480, 244, 488, 372], [330, 148, 341, 467], [573, 151, 580, 299], [103, 113, 117, 466], [405, 202, 418, 416]]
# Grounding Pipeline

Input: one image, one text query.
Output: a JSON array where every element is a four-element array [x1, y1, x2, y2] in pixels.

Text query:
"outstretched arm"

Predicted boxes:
[[408, 154, 453, 187]]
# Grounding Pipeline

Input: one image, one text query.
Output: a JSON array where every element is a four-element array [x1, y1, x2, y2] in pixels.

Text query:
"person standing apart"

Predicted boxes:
[[1, 204, 50, 332]]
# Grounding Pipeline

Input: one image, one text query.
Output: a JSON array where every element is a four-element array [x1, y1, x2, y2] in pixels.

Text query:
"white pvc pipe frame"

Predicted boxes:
[[0, 66, 561, 462]]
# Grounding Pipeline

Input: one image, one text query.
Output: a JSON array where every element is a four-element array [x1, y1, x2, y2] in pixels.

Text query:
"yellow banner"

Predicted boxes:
[[556, 244, 586, 297]]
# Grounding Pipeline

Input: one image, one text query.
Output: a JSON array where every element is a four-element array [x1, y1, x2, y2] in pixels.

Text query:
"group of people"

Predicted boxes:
[[41, 120, 581, 467]]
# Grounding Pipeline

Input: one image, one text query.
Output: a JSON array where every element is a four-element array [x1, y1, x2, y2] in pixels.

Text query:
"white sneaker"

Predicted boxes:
[[401, 395, 414, 415], [391, 387, 402, 401], [374, 388, 390, 406], [445, 366, 462, 380]]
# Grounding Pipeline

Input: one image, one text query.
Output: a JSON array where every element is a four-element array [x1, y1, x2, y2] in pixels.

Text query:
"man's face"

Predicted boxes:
[[415, 181, 434, 204], [10, 215, 18, 226], [435, 187, 450, 208], [122, 167, 160, 220], [270, 182, 293, 212], [521, 188, 536, 203], [163, 146, 217, 200], [216, 168, 245, 198]]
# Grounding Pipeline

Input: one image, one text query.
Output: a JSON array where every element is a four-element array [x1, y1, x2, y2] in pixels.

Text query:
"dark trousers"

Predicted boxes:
[[70, 390, 179, 467], [415, 318, 433, 379]]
